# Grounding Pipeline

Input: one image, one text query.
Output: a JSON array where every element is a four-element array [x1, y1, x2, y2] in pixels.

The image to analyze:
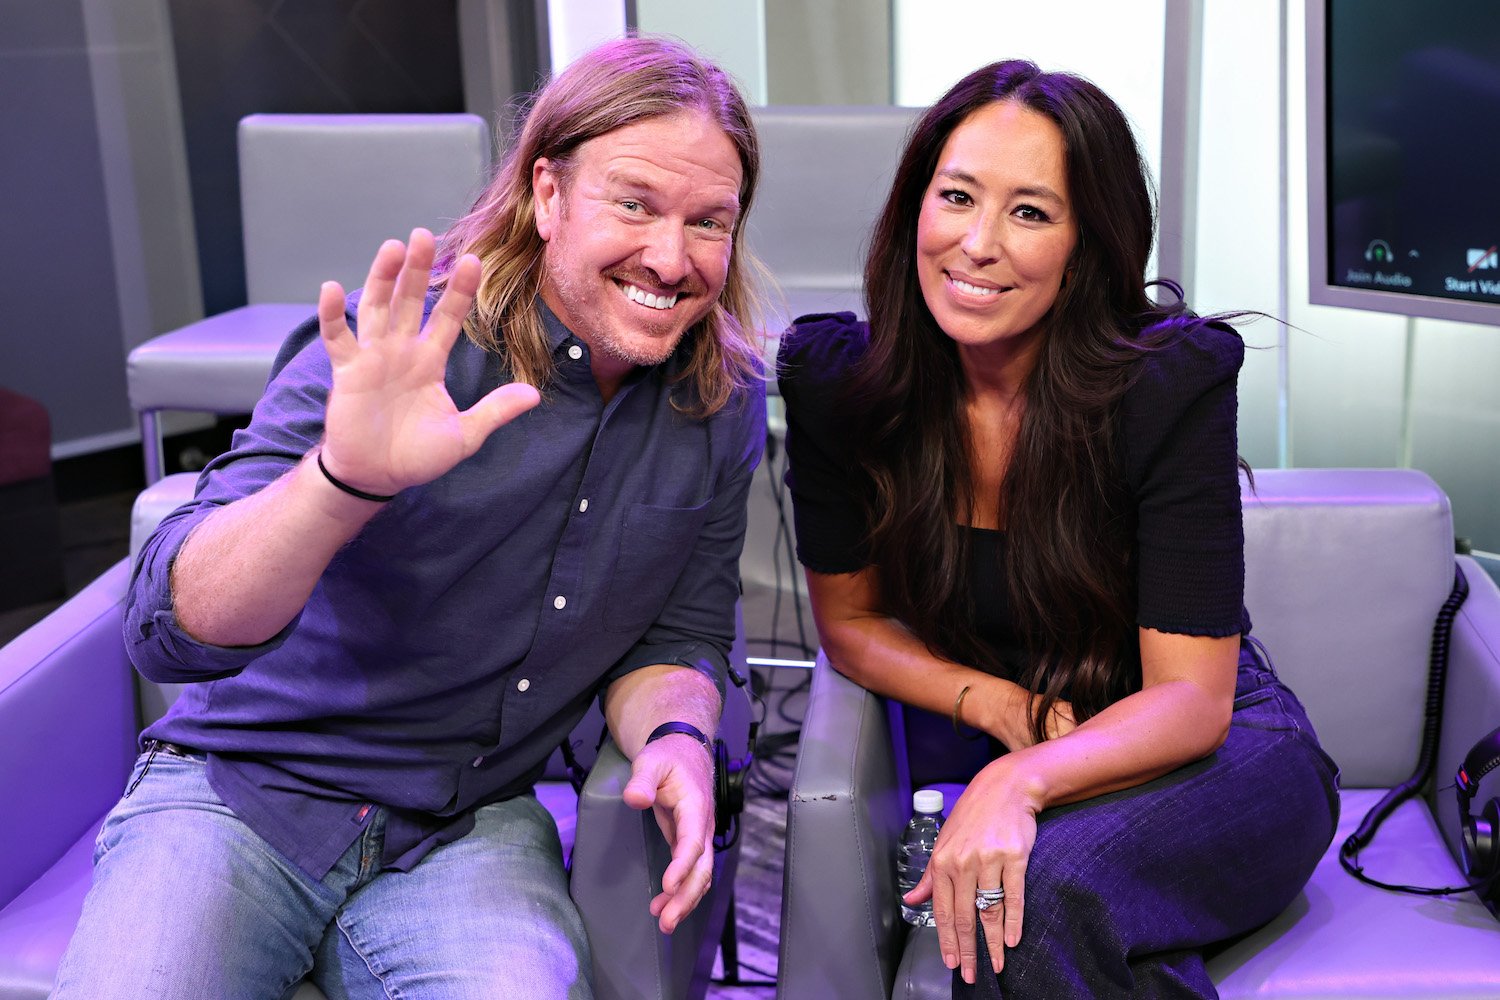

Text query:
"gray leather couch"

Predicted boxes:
[[778, 468, 1500, 999], [0, 473, 746, 1000]]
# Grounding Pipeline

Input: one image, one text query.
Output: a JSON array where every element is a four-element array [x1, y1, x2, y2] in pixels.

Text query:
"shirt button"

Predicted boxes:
[[554, 595, 566, 610], [578, 498, 589, 513], [567, 345, 583, 360], [471, 756, 485, 768], [517, 678, 531, 692]]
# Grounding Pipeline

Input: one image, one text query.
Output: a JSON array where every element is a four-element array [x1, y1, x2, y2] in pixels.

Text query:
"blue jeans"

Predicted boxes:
[[958, 643, 1341, 999], [51, 749, 594, 1000]]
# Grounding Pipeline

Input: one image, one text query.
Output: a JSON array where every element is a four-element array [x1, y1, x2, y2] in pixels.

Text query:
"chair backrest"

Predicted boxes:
[[745, 106, 917, 332], [1242, 468, 1453, 788], [239, 113, 494, 304]]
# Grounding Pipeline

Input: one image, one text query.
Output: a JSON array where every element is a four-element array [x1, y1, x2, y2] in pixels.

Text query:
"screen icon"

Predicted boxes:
[[1467, 247, 1498, 272]]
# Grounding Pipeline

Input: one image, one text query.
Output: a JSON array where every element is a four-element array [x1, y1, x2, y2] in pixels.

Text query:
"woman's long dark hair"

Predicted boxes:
[[851, 60, 1212, 744]]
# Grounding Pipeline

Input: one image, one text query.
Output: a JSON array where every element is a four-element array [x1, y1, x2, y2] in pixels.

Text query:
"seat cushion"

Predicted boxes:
[[126, 303, 311, 414], [0, 819, 329, 1000], [1209, 787, 1500, 999], [0, 822, 97, 1000], [890, 789, 1500, 999]]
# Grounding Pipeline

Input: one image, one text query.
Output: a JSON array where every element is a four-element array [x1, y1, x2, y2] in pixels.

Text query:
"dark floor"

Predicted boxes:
[[1, 441, 812, 994]]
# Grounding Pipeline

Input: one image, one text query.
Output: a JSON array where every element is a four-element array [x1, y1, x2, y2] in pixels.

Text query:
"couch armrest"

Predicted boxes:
[[1434, 555, 1500, 868], [778, 653, 906, 1000], [0, 559, 137, 907], [570, 736, 741, 1000]]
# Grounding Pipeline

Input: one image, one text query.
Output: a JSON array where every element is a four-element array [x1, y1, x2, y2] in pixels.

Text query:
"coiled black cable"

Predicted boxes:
[[1339, 563, 1494, 896]]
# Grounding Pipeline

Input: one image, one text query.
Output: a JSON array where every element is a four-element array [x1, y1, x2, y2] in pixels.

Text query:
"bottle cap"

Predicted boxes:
[[913, 789, 944, 814]]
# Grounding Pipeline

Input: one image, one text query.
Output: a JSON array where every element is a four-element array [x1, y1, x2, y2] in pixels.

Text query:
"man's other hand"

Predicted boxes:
[[621, 733, 716, 934]]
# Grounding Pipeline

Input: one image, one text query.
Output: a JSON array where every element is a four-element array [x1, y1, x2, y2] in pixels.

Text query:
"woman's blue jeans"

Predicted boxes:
[[958, 643, 1341, 999], [51, 749, 594, 1000]]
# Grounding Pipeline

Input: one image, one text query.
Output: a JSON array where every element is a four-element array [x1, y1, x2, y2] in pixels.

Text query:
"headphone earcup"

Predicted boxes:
[[1468, 798, 1499, 880], [712, 737, 749, 842], [714, 738, 732, 839]]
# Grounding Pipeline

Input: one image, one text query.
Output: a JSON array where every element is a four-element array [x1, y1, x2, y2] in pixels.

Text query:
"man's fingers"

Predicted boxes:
[[390, 228, 437, 335], [657, 846, 713, 933], [355, 239, 408, 341], [661, 804, 710, 894], [318, 281, 356, 364], [621, 766, 659, 812], [425, 254, 482, 356], [460, 383, 541, 453]]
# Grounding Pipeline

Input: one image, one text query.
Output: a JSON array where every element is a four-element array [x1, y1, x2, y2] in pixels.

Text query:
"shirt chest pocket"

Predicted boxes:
[[604, 499, 713, 633]]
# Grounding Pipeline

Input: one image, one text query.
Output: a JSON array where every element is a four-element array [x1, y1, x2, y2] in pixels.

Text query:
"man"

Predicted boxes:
[[53, 36, 765, 1000]]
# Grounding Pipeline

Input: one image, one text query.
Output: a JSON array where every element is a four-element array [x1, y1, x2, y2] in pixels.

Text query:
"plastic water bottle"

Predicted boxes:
[[897, 788, 945, 926]]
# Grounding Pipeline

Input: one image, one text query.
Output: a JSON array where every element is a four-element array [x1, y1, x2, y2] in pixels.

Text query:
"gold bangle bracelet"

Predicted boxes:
[[952, 684, 983, 740]]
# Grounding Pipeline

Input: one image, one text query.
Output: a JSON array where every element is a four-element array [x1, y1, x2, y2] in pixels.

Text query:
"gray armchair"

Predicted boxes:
[[0, 473, 746, 1000], [128, 113, 493, 483], [744, 106, 917, 336], [778, 468, 1500, 999]]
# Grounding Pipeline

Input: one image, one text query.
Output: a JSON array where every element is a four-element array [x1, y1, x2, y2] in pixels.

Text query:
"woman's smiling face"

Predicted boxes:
[[915, 100, 1078, 369]]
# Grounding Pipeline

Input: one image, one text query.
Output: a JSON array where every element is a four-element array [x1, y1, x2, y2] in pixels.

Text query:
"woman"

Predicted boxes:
[[778, 61, 1339, 998]]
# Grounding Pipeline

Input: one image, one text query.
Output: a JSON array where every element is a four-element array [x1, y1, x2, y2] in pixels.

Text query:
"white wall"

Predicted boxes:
[[893, 0, 1166, 204], [636, 0, 768, 105], [546, 0, 627, 71], [1194, 0, 1284, 468]]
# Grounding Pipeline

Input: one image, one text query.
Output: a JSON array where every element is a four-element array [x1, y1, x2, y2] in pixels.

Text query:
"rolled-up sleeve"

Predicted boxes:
[[122, 313, 336, 682]]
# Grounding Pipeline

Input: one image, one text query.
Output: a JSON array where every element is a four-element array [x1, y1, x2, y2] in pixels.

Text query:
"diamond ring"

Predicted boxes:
[[975, 887, 1005, 911]]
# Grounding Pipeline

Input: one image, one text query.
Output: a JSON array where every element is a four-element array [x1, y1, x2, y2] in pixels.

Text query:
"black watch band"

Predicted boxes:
[[645, 721, 714, 757]]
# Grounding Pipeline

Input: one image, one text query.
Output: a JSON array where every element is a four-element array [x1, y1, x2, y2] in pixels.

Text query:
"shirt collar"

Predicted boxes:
[[535, 298, 697, 382], [537, 298, 574, 356]]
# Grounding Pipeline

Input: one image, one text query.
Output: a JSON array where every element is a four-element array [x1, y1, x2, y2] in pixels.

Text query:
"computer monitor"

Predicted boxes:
[[1306, 0, 1500, 326]]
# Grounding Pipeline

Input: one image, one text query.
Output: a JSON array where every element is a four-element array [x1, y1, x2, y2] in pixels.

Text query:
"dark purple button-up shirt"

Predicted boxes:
[[126, 300, 764, 879]]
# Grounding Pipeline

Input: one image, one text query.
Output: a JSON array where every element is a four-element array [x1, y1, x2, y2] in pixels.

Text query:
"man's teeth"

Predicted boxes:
[[622, 283, 679, 310], [951, 276, 1002, 297]]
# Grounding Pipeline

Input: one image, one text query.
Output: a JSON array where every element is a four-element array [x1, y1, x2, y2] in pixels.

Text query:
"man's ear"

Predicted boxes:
[[533, 158, 560, 242]]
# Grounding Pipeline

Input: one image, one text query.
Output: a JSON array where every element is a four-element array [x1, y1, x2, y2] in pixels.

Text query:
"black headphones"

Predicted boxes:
[[1456, 724, 1500, 890], [1341, 722, 1500, 915], [1338, 564, 1498, 915], [713, 663, 762, 852]]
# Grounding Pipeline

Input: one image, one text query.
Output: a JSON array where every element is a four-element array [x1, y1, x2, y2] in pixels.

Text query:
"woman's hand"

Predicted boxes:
[[318, 228, 540, 498], [903, 756, 1045, 985]]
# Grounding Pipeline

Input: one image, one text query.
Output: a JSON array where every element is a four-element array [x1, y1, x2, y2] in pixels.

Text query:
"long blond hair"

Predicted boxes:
[[434, 36, 764, 417]]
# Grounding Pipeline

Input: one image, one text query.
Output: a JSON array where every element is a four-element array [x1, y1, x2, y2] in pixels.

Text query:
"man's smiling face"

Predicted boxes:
[[532, 110, 743, 388]]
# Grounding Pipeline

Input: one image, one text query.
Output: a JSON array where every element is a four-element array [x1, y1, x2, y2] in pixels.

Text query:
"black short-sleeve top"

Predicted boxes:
[[777, 312, 1251, 649]]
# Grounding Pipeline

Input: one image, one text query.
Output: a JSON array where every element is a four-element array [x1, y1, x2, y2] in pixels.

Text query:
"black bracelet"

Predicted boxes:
[[645, 721, 714, 757], [315, 450, 397, 503]]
